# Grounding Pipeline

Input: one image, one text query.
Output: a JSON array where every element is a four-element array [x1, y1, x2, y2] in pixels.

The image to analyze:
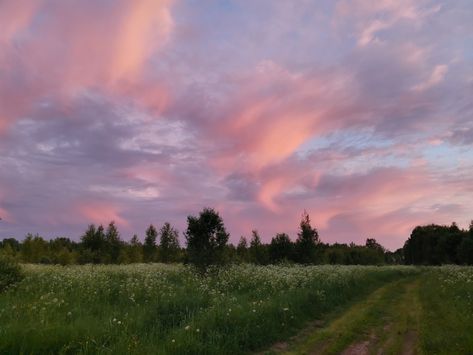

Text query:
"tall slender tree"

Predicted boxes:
[[159, 222, 180, 263], [127, 234, 143, 263], [236, 236, 248, 263], [295, 210, 319, 264], [105, 221, 122, 264], [249, 230, 267, 264], [144, 225, 158, 262]]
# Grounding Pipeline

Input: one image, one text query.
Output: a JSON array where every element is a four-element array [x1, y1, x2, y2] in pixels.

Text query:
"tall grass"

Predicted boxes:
[[0, 264, 417, 354], [0, 256, 23, 292], [419, 266, 473, 354]]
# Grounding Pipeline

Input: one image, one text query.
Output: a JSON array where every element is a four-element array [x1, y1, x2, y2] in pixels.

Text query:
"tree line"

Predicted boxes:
[[3, 207, 470, 267], [403, 222, 473, 265], [0, 208, 394, 267], [0, 221, 183, 265]]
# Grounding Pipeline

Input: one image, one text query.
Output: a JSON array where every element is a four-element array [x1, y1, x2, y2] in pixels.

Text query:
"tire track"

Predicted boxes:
[[266, 277, 421, 355]]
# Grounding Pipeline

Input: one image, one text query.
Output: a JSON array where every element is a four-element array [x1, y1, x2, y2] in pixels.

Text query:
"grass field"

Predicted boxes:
[[0, 264, 415, 354], [0, 264, 471, 354], [268, 266, 473, 355]]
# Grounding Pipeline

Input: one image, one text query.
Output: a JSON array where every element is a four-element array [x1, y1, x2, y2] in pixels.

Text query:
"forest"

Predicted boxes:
[[1, 208, 472, 266]]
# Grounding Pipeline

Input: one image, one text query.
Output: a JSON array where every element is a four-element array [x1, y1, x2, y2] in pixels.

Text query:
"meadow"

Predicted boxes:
[[273, 266, 473, 355], [1, 264, 472, 354], [419, 266, 473, 353], [0, 264, 417, 354]]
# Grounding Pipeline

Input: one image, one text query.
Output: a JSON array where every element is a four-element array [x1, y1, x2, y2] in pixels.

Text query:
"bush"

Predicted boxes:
[[0, 255, 23, 292]]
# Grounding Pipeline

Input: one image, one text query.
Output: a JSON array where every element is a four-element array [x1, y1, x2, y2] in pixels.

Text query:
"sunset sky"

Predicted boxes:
[[1, 0, 472, 250]]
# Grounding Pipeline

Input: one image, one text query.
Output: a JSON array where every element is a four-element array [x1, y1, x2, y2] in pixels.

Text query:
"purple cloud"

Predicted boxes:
[[0, 0, 472, 250]]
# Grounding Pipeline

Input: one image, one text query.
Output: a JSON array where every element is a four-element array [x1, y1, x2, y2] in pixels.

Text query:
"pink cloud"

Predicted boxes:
[[335, 0, 441, 47], [0, 0, 471, 251], [0, 207, 13, 223], [0, 0, 174, 133], [219, 164, 469, 249], [206, 62, 358, 176], [25, 0, 174, 86], [0, 0, 41, 44], [412, 64, 448, 91], [76, 201, 129, 228], [258, 177, 287, 212]]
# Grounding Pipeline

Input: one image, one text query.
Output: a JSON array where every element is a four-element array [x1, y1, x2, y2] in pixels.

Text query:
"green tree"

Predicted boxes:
[[249, 230, 268, 264], [185, 207, 229, 270], [159, 222, 180, 263], [80, 224, 106, 264], [21, 234, 49, 264], [128, 234, 143, 263], [0, 255, 23, 292], [295, 210, 319, 264], [49, 237, 77, 265], [144, 225, 158, 262], [269, 233, 293, 263], [404, 224, 466, 265], [458, 234, 473, 265], [236, 236, 248, 263], [365, 238, 384, 252], [325, 246, 346, 264], [105, 221, 122, 264], [0, 238, 20, 259], [0, 242, 16, 259]]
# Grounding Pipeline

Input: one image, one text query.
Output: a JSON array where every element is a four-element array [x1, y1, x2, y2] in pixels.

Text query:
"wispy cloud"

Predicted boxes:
[[0, 0, 472, 250]]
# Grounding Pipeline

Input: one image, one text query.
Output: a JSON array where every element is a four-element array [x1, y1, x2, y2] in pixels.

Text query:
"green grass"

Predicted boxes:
[[419, 266, 473, 354], [279, 277, 420, 355], [375, 278, 422, 354], [271, 266, 473, 355], [0, 264, 417, 354]]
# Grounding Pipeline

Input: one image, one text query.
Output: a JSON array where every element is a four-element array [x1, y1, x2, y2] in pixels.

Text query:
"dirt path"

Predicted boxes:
[[261, 277, 422, 355]]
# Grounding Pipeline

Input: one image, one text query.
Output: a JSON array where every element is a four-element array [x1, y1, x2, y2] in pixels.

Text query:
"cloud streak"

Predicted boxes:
[[0, 0, 472, 250]]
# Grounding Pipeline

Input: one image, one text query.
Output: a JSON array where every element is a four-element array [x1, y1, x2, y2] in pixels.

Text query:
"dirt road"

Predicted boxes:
[[263, 277, 422, 355]]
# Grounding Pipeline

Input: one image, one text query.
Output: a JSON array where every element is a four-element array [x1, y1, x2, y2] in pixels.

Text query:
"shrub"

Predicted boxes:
[[0, 255, 23, 292]]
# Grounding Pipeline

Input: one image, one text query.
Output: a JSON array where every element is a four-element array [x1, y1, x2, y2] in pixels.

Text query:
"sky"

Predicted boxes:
[[0, 0, 472, 250]]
